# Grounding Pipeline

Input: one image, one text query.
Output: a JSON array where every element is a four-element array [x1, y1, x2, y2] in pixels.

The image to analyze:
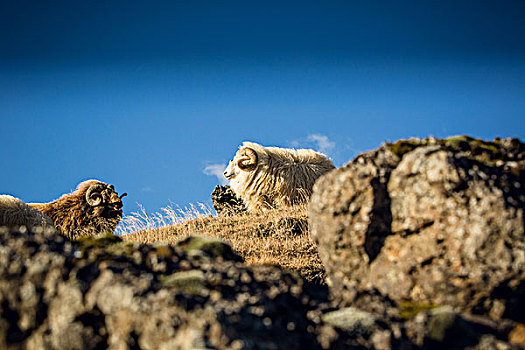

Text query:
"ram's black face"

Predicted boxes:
[[104, 185, 126, 215], [85, 182, 127, 219]]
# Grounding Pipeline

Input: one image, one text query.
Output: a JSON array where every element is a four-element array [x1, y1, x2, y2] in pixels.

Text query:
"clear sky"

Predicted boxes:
[[1, 0, 524, 216]]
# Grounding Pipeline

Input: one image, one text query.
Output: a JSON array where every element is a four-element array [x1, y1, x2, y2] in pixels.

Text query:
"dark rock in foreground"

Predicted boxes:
[[3, 228, 519, 349], [0, 227, 339, 349], [211, 185, 247, 217], [310, 136, 525, 324]]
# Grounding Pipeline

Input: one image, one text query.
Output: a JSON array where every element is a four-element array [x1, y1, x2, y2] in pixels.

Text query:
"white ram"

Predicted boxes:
[[0, 195, 53, 228], [223, 141, 335, 212]]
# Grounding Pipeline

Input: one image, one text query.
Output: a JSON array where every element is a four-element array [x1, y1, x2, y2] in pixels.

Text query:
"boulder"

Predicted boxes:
[[211, 185, 247, 217], [0, 227, 338, 349], [309, 136, 525, 323]]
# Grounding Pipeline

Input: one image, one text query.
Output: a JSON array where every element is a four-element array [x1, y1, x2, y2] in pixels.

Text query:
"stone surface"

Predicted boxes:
[[5, 229, 516, 350], [309, 136, 525, 323], [211, 185, 247, 217], [322, 307, 377, 335], [402, 306, 520, 349], [0, 227, 350, 349]]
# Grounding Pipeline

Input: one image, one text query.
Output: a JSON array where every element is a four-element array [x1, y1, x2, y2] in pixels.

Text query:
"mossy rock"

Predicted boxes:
[[160, 270, 207, 294], [387, 139, 422, 159], [322, 307, 377, 335], [175, 234, 243, 262], [77, 231, 123, 247], [386, 135, 523, 167]]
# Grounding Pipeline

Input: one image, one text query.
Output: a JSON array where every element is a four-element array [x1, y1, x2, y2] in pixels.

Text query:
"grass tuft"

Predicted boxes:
[[115, 202, 214, 236]]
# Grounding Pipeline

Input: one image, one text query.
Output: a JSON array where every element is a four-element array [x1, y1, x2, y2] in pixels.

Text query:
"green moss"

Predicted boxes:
[[398, 301, 440, 319], [75, 232, 147, 261], [386, 135, 512, 167], [175, 235, 242, 261], [444, 135, 500, 158], [77, 231, 123, 247], [160, 270, 206, 294], [103, 241, 142, 258], [443, 135, 475, 152], [470, 139, 500, 154], [386, 140, 422, 159], [426, 306, 459, 342]]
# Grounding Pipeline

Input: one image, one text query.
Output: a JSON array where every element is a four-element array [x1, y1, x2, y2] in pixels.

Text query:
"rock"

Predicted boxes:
[[211, 185, 246, 217], [425, 306, 462, 343], [174, 234, 244, 262], [322, 307, 376, 335], [309, 136, 525, 323], [509, 324, 525, 347], [402, 305, 520, 349], [0, 227, 347, 349]]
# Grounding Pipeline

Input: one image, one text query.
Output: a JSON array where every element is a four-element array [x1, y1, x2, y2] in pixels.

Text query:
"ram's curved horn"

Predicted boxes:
[[86, 183, 105, 206], [237, 147, 258, 171]]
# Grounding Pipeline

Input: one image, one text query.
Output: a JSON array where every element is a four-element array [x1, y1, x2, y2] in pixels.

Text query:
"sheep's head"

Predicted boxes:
[[224, 146, 260, 193], [224, 147, 258, 178], [27, 180, 127, 238], [81, 180, 127, 219], [85, 180, 128, 213]]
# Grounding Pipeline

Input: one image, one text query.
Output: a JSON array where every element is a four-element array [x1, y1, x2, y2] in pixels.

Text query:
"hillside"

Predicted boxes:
[[121, 206, 326, 284]]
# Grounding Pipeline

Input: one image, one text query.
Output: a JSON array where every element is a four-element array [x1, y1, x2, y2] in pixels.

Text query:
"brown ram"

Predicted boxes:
[[27, 180, 127, 239]]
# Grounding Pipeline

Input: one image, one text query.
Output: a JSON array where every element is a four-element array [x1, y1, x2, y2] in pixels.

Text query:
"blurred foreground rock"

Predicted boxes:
[[4, 228, 518, 350], [310, 136, 525, 324], [0, 227, 353, 349], [211, 185, 247, 217]]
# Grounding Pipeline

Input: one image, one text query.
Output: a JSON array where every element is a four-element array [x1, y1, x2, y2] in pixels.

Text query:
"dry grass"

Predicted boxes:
[[118, 204, 325, 283]]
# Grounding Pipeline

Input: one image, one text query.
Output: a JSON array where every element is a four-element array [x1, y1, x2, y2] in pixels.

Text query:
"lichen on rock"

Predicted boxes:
[[310, 135, 525, 325]]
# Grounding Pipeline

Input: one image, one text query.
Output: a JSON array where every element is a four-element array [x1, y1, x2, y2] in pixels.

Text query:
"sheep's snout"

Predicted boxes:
[[224, 161, 235, 179]]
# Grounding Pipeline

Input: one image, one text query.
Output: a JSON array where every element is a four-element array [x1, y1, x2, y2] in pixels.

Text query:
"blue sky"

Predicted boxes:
[[1, 1, 524, 215]]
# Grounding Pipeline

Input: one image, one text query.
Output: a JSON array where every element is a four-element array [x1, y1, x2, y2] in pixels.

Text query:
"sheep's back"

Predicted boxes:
[[0, 195, 53, 228]]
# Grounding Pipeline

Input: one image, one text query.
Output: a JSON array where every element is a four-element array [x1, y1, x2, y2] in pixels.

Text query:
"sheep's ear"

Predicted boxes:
[[237, 147, 258, 171], [86, 183, 105, 206]]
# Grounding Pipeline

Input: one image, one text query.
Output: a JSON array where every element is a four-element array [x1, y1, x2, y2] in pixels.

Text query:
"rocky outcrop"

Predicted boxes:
[[211, 185, 247, 217], [309, 136, 525, 325], [5, 228, 518, 349], [0, 227, 350, 349]]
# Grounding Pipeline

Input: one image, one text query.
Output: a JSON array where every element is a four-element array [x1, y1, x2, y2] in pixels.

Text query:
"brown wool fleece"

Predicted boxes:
[[29, 180, 125, 239]]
